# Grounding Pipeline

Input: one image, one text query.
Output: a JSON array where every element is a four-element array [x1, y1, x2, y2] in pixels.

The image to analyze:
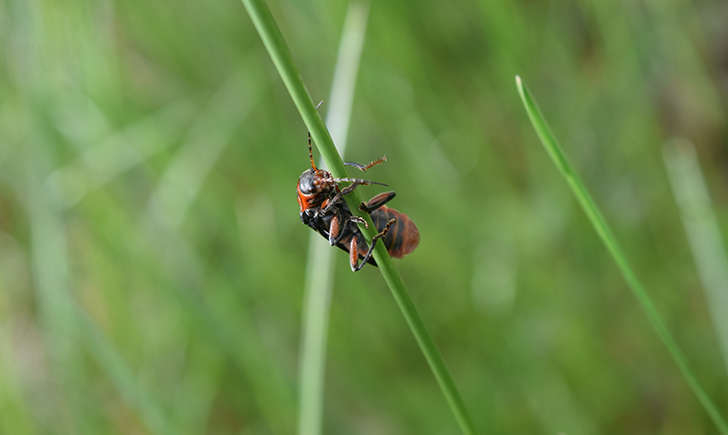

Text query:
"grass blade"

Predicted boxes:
[[76, 309, 171, 435], [515, 75, 728, 434], [28, 172, 172, 434], [0, 349, 35, 435], [147, 70, 259, 229], [46, 101, 193, 209], [298, 3, 370, 435], [30, 147, 174, 433], [663, 139, 728, 372], [240, 1, 476, 433]]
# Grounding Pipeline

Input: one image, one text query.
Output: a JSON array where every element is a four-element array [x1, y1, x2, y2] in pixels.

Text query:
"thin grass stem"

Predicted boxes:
[[663, 139, 728, 372], [240, 1, 475, 433], [298, 3, 369, 435], [515, 75, 728, 434]]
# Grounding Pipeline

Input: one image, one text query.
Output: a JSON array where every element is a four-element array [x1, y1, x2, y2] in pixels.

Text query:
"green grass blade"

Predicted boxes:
[[47, 101, 194, 209], [515, 75, 728, 434], [298, 3, 370, 435], [147, 70, 258, 229], [663, 139, 728, 372], [0, 338, 36, 434], [28, 157, 173, 434], [240, 1, 476, 433], [76, 309, 171, 435], [28, 176, 172, 435]]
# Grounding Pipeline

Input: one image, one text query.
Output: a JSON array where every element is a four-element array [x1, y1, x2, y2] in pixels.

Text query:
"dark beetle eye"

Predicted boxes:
[[299, 169, 317, 194], [300, 179, 314, 194]]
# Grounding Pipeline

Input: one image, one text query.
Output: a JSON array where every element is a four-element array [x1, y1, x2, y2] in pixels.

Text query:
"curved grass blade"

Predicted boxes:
[[239, 1, 476, 433], [515, 75, 728, 434]]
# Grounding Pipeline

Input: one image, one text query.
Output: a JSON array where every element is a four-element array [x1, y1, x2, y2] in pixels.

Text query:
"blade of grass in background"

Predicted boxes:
[[515, 75, 728, 434], [663, 139, 728, 372], [298, 3, 369, 435], [40, 71, 272, 432], [47, 101, 194, 209], [28, 167, 172, 435], [27, 156, 97, 433], [0, 330, 36, 434], [28, 148, 174, 434], [240, 1, 476, 433], [76, 308, 171, 435], [143, 74, 297, 434], [147, 69, 257, 229]]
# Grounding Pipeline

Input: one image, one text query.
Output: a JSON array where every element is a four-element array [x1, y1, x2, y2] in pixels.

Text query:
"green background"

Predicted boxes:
[[1, 0, 728, 433]]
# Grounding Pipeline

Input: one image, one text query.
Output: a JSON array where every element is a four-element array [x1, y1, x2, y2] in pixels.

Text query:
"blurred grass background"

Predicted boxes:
[[2, 0, 728, 434]]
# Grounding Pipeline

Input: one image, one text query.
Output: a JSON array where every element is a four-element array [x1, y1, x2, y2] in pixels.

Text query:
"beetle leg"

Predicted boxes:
[[321, 181, 367, 214], [344, 155, 387, 172], [351, 218, 396, 272], [349, 237, 359, 272], [328, 214, 341, 246], [331, 215, 366, 246], [347, 215, 367, 229], [360, 191, 396, 213], [332, 177, 387, 187], [321, 194, 343, 214]]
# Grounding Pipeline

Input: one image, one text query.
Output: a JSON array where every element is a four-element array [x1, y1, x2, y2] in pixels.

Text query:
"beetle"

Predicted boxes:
[[297, 133, 419, 271]]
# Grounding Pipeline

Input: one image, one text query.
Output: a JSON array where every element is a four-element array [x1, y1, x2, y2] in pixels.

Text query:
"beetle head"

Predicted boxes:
[[298, 168, 333, 195], [298, 169, 317, 194]]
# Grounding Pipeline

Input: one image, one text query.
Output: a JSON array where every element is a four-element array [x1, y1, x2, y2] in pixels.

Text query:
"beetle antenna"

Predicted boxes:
[[307, 131, 317, 170], [333, 177, 388, 187]]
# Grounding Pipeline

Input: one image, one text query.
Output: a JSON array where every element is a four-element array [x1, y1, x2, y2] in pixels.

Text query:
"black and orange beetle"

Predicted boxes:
[[297, 133, 419, 271]]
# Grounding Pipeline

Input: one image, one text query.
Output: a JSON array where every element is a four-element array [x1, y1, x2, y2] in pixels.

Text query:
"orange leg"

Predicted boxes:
[[348, 237, 359, 271], [328, 215, 341, 245]]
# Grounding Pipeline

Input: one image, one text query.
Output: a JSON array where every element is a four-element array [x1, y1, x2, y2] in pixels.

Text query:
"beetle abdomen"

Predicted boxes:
[[370, 206, 419, 258]]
